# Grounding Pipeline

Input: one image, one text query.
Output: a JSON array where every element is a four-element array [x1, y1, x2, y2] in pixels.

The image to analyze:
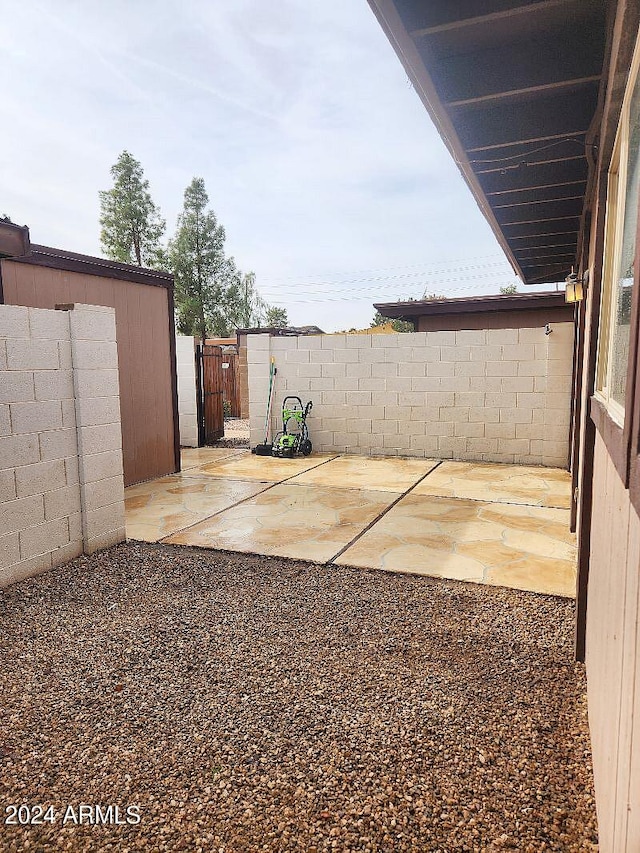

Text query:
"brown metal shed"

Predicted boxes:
[[0, 237, 180, 486]]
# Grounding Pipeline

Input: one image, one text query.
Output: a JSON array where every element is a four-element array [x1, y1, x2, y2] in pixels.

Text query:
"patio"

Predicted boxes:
[[125, 450, 576, 598]]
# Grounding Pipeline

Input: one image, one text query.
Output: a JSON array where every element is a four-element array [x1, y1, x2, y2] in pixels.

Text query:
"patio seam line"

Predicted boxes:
[[326, 460, 444, 565], [180, 450, 245, 471], [408, 493, 569, 511], [172, 451, 341, 484], [155, 455, 342, 543]]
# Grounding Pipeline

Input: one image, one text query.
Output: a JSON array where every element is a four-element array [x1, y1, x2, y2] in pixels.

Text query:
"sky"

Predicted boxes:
[[2, 0, 530, 332]]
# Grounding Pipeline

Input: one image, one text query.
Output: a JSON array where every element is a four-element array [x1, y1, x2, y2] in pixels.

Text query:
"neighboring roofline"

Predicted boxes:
[[236, 326, 324, 336], [6, 243, 174, 288], [366, 0, 526, 282], [374, 291, 568, 318], [0, 220, 30, 258]]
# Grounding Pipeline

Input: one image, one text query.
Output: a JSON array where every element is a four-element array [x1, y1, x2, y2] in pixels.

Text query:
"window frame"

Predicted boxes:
[[595, 54, 637, 423], [592, 30, 640, 504]]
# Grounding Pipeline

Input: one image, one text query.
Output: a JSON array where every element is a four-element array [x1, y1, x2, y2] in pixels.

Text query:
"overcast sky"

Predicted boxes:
[[2, 0, 526, 331]]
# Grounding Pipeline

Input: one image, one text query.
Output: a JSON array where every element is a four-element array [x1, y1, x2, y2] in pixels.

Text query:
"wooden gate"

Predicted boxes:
[[221, 351, 241, 417], [200, 344, 224, 443]]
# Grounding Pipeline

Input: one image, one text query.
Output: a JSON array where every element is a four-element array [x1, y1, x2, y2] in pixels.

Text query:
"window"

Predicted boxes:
[[596, 42, 640, 423]]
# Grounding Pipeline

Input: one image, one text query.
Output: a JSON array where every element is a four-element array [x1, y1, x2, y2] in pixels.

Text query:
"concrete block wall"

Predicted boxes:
[[0, 304, 126, 587], [176, 335, 199, 447], [237, 336, 250, 419], [247, 323, 574, 467]]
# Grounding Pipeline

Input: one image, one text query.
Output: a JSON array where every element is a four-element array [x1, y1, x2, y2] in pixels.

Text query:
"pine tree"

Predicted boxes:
[[99, 151, 166, 268], [169, 178, 229, 340], [264, 306, 289, 328]]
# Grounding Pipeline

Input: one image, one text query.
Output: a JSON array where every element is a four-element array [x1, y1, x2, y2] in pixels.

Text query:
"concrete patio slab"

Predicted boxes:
[[335, 494, 576, 597], [180, 447, 245, 470], [163, 483, 396, 562], [187, 451, 338, 483], [287, 454, 439, 493], [126, 450, 576, 597], [125, 475, 269, 542], [412, 460, 571, 508]]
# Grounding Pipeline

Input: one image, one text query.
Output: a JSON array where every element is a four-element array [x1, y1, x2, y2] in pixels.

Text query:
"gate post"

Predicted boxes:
[[195, 341, 205, 447]]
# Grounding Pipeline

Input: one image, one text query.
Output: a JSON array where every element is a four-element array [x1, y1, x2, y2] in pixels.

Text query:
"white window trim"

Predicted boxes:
[[595, 32, 640, 427]]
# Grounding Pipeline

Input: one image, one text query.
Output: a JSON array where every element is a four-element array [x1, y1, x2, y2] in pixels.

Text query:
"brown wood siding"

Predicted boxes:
[[416, 305, 574, 332], [1, 258, 177, 486], [586, 433, 640, 852]]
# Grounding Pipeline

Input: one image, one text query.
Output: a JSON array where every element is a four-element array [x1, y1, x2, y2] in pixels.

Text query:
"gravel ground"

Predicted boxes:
[[1, 543, 597, 852], [217, 418, 250, 447]]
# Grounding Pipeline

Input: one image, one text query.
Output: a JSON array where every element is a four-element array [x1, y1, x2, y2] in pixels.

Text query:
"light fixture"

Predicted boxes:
[[565, 268, 586, 303]]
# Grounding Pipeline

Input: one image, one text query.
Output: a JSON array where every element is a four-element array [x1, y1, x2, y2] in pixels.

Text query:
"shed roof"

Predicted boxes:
[[367, 0, 610, 284], [375, 290, 568, 319], [8, 244, 173, 288]]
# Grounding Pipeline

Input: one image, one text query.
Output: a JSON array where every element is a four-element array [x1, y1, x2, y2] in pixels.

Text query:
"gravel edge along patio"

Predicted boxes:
[[1, 542, 597, 852]]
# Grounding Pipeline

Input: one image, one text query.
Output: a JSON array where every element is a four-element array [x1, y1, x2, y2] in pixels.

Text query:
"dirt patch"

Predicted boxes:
[[0, 543, 597, 851]]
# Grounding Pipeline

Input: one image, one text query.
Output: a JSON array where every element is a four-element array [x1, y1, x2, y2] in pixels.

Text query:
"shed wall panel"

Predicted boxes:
[[1, 260, 177, 486]]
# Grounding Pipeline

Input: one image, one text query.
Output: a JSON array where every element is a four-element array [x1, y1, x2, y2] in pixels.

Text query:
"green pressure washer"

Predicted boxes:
[[271, 396, 313, 458]]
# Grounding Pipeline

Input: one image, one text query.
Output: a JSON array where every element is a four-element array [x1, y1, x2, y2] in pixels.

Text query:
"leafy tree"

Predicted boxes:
[[370, 310, 414, 333], [224, 269, 267, 331], [500, 283, 518, 294], [100, 151, 166, 268], [264, 306, 289, 328]]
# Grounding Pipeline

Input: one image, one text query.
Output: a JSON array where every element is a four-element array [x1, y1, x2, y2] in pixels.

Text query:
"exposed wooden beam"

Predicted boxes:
[[487, 179, 586, 197], [410, 0, 574, 39], [516, 248, 576, 257], [467, 130, 585, 154], [521, 259, 576, 268], [494, 194, 584, 209], [503, 214, 581, 226], [514, 242, 578, 253], [460, 91, 597, 150], [509, 230, 579, 241], [447, 75, 601, 108], [524, 269, 572, 283]]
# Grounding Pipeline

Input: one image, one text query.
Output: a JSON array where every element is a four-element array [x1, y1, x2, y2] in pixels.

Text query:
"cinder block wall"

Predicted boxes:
[[247, 324, 574, 468], [176, 335, 198, 447], [0, 304, 126, 587], [237, 335, 250, 419]]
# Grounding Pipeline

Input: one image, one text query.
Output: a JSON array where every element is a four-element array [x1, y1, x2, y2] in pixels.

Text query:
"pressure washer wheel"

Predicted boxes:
[[300, 439, 312, 456]]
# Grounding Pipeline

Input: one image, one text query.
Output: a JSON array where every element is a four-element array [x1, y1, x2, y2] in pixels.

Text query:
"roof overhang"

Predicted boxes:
[[367, 0, 610, 284]]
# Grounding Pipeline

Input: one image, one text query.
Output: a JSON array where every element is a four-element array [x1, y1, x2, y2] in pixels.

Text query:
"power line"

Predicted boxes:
[[257, 253, 507, 285], [255, 252, 504, 283], [259, 268, 517, 299], [258, 262, 515, 295], [265, 278, 528, 305]]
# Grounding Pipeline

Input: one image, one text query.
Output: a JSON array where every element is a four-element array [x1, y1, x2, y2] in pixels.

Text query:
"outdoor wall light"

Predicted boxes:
[[565, 269, 586, 303]]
